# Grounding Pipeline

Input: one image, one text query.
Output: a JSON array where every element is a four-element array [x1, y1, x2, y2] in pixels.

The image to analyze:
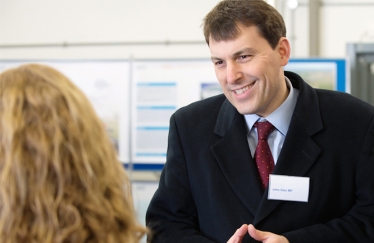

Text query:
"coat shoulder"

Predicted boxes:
[[316, 89, 374, 117]]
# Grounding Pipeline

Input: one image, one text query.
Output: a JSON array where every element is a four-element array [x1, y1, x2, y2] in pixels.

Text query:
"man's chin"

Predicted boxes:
[[236, 107, 256, 115]]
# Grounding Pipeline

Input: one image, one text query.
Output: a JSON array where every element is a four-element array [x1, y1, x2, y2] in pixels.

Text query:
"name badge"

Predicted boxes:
[[268, 174, 310, 202]]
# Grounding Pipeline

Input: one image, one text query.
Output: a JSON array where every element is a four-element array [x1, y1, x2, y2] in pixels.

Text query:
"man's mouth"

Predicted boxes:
[[234, 82, 256, 95]]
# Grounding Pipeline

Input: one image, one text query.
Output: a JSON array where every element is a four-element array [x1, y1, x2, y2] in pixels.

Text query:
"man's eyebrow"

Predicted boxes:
[[211, 48, 256, 61], [232, 48, 255, 57]]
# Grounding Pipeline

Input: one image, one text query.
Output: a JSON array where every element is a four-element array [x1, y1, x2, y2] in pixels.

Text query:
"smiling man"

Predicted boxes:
[[146, 1, 374, 243], [209, 23, 289, 117]]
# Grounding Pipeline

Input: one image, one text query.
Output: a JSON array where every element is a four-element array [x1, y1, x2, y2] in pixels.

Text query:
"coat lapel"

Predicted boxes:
[[254, 71, 324, 225], [211, 100, 264, 215]]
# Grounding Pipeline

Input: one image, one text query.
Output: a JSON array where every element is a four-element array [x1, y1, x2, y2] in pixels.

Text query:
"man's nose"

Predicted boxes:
[[226, 62, 243, 84]]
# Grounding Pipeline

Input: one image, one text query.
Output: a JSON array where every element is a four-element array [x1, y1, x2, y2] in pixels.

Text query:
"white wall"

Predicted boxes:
[[1, 0, 374, 59], [0, 0, 219, 60], [278, 0, 374, 58], [320, 0, 374, 57]]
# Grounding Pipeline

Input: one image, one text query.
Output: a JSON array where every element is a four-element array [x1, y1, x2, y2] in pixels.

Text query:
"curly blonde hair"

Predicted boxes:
[[0, 64, 147, 243]]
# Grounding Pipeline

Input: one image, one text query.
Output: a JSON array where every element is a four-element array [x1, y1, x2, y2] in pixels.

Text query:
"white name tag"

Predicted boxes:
[[268, 174, 310, 202]]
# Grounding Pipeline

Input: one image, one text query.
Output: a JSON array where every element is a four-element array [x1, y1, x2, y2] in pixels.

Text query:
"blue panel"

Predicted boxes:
[[288, 58, 347, 92], [123, 163, 164, 170]]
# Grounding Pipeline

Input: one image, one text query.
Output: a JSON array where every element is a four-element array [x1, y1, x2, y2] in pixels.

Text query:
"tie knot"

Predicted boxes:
[[254, 121, 274, 140]]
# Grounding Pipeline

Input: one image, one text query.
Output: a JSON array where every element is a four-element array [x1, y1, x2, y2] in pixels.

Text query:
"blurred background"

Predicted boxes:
[[1, 0, 374, 59], [1, 1, 374, 241]]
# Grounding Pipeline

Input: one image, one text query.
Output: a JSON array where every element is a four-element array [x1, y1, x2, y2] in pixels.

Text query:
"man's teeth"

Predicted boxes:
[[235, 85, 250, 95]]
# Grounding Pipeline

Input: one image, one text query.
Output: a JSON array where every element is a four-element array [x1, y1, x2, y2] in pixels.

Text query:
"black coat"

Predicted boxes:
[[146, 71, 374, 243]]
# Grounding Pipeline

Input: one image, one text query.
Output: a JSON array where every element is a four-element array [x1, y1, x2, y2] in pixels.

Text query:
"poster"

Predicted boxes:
[[131, 60, 218, 164]]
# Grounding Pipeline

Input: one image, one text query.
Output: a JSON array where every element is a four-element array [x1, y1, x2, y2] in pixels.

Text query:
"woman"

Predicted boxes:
[[0, 64, 147, 243]]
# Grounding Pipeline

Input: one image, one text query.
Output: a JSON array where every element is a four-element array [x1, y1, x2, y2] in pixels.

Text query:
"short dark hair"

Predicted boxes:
[[203, 0, 286, 49]]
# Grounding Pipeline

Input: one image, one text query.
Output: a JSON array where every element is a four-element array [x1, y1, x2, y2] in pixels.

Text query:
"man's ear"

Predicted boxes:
[[277, 37, 291, 66]]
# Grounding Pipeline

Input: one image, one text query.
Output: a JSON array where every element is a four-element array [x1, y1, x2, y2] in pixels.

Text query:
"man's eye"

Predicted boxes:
[[215, 60, 224, 65]]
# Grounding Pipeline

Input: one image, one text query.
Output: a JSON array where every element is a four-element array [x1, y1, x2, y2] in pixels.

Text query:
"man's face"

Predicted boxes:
[[209, 24, 290, 117]]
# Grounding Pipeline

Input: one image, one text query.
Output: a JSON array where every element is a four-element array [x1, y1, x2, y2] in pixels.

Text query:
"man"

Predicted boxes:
[[146, 0, 374, 242]]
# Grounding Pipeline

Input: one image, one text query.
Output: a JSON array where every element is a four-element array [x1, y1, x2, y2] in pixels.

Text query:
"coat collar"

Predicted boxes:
[[211, 71, 323, 222]]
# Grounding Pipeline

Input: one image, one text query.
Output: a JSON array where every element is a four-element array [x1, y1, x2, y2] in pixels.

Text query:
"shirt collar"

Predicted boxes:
[[244, 76, 299, 135]]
